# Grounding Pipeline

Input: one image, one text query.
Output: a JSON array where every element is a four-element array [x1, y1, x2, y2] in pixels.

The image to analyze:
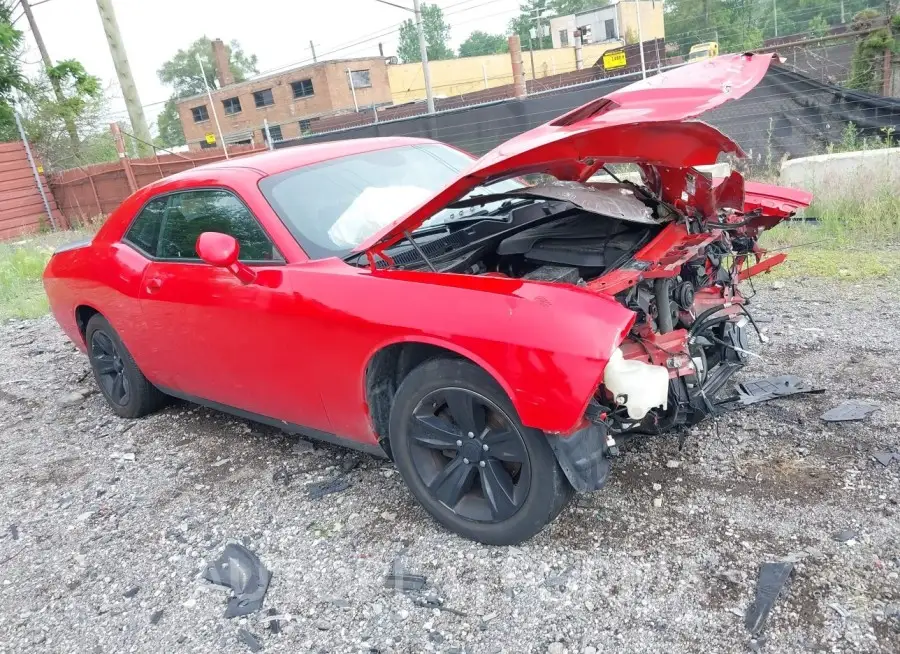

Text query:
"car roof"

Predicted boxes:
[[161, 136, 438, 184]]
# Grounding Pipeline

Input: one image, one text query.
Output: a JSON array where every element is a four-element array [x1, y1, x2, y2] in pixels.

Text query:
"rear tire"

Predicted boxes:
[[85, 314, 166, 419], [389, 358, 573, 545]]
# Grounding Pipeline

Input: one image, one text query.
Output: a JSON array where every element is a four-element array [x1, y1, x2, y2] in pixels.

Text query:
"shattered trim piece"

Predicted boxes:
[[821, 400, 879, 422], [744, 561, 794, 636], [728, 375, 824, 407], [203, 543, 272, 618]]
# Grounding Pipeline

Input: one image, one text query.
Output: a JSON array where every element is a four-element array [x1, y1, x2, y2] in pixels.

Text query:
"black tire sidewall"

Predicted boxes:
[[389, 358, 571, 546], [85, 315, 154, 419]]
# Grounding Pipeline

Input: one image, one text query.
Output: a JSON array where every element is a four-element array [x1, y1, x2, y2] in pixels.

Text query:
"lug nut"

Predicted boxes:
[[467, 431, 475, 438], [479, 461, 486, 467], [463, 458, 470, 464], [482, 444, 489, 451], [456, 440, 462, 446]]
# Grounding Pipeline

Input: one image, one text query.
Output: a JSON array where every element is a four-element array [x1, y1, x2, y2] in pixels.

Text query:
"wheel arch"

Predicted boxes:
[[363, 337, 518, 456], [74, 304, 102, 343]]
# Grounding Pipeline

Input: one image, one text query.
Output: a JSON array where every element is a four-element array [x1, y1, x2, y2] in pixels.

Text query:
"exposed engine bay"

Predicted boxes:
[[360, 171, 809, 439]]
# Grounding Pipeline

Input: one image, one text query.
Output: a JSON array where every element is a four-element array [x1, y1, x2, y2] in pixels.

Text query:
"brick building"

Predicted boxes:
[[177, 39, 393, 150]]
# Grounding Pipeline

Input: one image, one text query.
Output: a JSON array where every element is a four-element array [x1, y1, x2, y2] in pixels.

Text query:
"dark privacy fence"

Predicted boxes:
[[276, 66, 900, 164]]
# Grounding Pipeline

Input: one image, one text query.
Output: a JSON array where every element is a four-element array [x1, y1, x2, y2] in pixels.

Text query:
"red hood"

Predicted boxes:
[[357, 52, 778, 255]]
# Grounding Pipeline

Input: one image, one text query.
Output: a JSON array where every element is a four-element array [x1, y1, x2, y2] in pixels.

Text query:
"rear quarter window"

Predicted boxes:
[[123, 197, 168, 256]]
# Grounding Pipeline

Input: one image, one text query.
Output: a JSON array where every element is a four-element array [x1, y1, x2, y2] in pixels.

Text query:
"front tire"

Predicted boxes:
[[85, 314, 166, 419], [388, 358, 573, 545]]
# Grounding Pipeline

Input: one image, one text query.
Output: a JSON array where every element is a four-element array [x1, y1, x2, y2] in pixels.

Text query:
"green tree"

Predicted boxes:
[[156, 99, 185, 148], [508, 0, 553, 50], [550, 0, 604, 14], [397, 3, 454, 63], [156, 37, 258, 147], [0, 1, 26, 141], [458, 31, 509, 57]]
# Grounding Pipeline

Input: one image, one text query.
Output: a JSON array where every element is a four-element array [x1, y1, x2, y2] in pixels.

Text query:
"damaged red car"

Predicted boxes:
[[44, 53, 811, 545]]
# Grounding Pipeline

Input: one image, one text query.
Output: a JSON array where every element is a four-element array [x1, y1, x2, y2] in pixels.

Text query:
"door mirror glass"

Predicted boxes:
[[196, 231, 240, 267]]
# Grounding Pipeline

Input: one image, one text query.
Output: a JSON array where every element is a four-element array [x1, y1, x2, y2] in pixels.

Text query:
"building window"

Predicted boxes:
[[291, 79, 314, 98], [349, 69, 372, 88], [559, 29, 569, 47], [253, 89, 275, 108], [604, 19, 616, 40], [299, 119, 311, 134], [191, 105, 209, 123], [222, 97, 242, 115], [263, 124, 283, 143], [578, 24, 592, 43]]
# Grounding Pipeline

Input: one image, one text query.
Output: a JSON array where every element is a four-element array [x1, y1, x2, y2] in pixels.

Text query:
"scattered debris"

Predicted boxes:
[[265, 608, 281, 634], [385, 573, 427, 591], [340, 454, 361, 473], [238, 628, 263, 652], [744, 561, 794, 636], [780, 551, 808, 563], [821, 400, 878, 423], [306, 476, 350, 500], [666, 459, 681, 469], [381, 511, 397, 521], [271, 465, 293, 486], [203, 542, 272, 618], [211, 458, 231, 468], [718, 570, 742, 585], [123, 586, 140, 598], [58, 390, 86, 407], [291, 440, 314, 455], [653, 497, 663, 508], [8, 524, 18, 541], [731, 375, 824, 407], [833, 529, 858, 543], [872, 452, 899, 467], [829, 603, 850, 619], [109, 452, 135, 462], [149, 610, 163, 625]]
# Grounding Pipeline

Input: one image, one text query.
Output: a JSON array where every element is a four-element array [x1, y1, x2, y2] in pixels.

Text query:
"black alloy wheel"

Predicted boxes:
[[85, 314, 167, 419], [90, 330, 130, 406], [389, 358, 573, 545], [408, 388, 531, 523]]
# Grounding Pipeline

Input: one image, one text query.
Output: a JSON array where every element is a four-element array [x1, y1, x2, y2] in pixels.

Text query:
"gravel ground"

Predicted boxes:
[[0, 278, 898, 654]]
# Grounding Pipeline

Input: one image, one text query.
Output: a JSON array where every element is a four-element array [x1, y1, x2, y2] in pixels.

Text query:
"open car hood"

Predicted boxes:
[[355, 52, 779, 256]]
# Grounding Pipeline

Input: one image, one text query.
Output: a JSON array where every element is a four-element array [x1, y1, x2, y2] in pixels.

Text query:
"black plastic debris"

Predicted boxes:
[[265, 608, 281, 634], [821, 400, 878, 422], [873, 452, 899, 467], [238, 628, 263, 652], [8, 524, 18, 541], [734, 375, 824, 407], [203, 543, 272, 618], [149, 609, 163, 625], [123, 585, 140, 598], [744, 561, 794, 635], [833, 529, 858, 543], [384, 573, 427, 591], [306, 476, 350, 500]]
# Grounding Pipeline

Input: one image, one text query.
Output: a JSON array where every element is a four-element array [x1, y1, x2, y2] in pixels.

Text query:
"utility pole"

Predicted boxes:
[[95, 0, 153, 156], [373, 0, 434, 113], [20, 0, 81, 154], [310, 40, 317, 62], [634, 0, 646, 79]]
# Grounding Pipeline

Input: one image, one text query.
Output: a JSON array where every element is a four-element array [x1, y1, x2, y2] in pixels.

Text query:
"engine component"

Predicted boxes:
[[674, 281, 695, 310], [653, 278, 674, 333], [723, 317, 750, 363], [522, 265, 581, 284], [603, 348, 669, 420]]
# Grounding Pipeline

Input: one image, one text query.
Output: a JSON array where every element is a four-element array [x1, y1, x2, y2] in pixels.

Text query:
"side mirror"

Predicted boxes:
[[196, 232, 256, 284]]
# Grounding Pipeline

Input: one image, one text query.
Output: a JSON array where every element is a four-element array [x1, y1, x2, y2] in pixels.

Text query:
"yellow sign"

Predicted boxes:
[[205, 132, 216, 145], [602, 50, 627, 71], [37, 164, 44, 174]]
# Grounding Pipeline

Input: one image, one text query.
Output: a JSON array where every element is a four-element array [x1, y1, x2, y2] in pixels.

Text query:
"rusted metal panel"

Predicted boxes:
[[0, 140, 61, 240]]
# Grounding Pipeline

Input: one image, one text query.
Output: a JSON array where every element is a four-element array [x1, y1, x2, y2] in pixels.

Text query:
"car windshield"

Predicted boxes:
[[258, 143, 523, 259]]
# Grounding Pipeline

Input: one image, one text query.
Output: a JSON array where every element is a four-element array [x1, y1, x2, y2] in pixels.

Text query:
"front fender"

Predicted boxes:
[[354, 269, 636, 434]]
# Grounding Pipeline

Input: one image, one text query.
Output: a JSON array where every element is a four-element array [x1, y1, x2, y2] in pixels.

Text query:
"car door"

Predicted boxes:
[[136, 188, 333, 433]]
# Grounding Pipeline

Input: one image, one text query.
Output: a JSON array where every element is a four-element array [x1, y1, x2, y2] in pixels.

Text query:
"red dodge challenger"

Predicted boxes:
[[44, 54, 811, 545]]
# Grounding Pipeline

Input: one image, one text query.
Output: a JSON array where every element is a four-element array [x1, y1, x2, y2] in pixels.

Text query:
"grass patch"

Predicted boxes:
[[0, 230, 93, 320]]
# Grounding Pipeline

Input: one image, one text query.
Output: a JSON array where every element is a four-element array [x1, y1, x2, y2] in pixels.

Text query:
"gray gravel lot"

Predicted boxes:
[[1, 279, 898, 654]]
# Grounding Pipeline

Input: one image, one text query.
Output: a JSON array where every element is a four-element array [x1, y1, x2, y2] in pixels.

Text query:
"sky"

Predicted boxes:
[[17, 0, 525, 130]]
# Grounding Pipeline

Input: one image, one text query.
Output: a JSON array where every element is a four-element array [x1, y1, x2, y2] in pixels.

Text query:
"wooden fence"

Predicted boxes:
[[48, 142, 267, 226], [0, 140, 62, 240]]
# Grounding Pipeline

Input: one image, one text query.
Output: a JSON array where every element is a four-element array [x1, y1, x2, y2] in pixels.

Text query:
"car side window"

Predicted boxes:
[[123, 196, 168, 256], [157, 189, 282, 262]]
